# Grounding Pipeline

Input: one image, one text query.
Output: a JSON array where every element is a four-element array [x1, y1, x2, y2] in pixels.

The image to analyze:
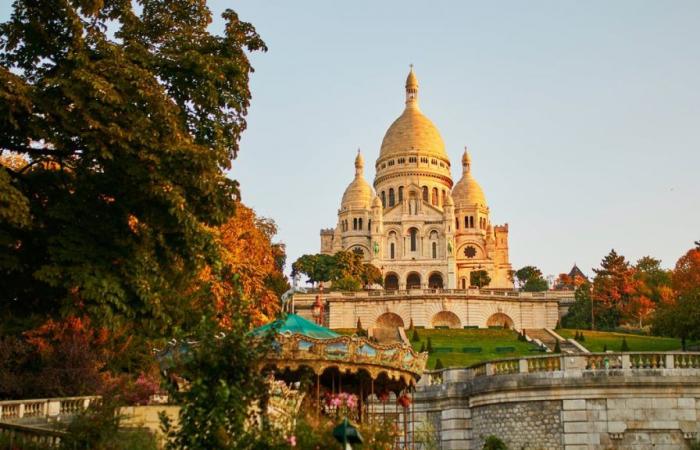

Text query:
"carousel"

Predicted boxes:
[[156, 313, 427, 448], [254, 313, 428, 448]]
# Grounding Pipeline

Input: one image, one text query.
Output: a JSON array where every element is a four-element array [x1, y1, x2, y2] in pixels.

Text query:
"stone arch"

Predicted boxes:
[[431, 311, 461, 329], [384, 272, 399, 291], [428, 272, 444, 289], [375, 312, 405, 329], [406, 272, 421, 289], [486, 313, 514, 329]]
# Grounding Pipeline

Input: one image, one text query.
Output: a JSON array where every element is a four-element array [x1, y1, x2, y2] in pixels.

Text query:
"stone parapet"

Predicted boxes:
[[411, 352, 700, 449]]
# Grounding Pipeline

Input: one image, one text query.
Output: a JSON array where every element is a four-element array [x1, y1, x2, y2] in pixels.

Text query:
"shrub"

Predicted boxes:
[[411, 328, 420, 342], [579, 332, 585, 342], [408, 318, 414, 330], [483, 435, 508, 449], [553, 340, 561, 353], [434, 359, 444, 370], [426, 337, 433, 353], [621, 337, 630, 352], [603, 344, 608, 352], [419, 342, 426, 353]]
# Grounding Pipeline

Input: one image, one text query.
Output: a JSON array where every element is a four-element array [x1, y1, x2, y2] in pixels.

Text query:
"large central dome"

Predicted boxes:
[[378, 68, 448, 161]]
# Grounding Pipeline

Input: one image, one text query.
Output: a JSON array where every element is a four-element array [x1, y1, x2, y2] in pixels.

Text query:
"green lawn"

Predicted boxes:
[[408, 328, 542, 369], [557, 329, 690, 353]]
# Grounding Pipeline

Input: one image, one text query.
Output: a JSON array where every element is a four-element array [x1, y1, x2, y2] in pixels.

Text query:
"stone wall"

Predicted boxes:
[[292, 289, 569, 330], [411, 353, 700, 450], [471, 401, 562, 450]]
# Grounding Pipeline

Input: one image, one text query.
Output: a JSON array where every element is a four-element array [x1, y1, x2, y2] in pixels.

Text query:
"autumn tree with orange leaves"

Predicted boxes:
[[203, 203, 289, 327], [653, 243, 700, 348]]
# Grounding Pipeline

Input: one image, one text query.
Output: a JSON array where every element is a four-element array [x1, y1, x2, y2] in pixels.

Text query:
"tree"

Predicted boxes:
[[434, 358, 444, 370], [591, 250, 635, 329], [483, 435, 508, 450], [291, 251, 381, 291], [515, 266, 548, 292], [620, 337, 630, 352], [411, 328, 420, 342], [470, 270, 491, 289], [206, 203, 287, 327], [0, 0, 266, 334], [652, 246, 700, 348], [561, 282, 593, 329], [161, 312, 271, 449]]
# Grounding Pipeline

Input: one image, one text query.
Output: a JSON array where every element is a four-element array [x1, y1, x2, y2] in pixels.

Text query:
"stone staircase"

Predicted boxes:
[[525, 329, 586, 353]]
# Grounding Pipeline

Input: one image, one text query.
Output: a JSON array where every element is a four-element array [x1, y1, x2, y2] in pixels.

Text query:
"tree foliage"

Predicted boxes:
[[0, 0, 266, 335], [470, 270, 491, 289], [203, 203, 288, 327], [291, 251, 382, 290], [515, 265, 548, 292]]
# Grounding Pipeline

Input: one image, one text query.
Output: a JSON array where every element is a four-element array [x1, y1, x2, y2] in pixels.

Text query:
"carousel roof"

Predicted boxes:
[[253, 314, 340, 340]]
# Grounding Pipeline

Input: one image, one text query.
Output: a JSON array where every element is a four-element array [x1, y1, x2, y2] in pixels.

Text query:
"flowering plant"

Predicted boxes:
[[323, 392, 359, 420], [397, 392, 411, 409]]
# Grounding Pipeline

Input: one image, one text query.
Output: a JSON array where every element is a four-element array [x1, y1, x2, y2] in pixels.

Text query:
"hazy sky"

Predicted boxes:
[[2, 1, 699, 278]]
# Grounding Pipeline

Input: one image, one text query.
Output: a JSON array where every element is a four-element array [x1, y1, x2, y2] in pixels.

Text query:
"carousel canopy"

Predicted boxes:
[[253, 314, 340, 340]]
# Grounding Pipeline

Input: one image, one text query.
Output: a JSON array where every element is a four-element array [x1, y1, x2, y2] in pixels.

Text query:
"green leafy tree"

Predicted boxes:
[[515, 265, 549, 292], [562, 282, 592, 329], [291, 251, 381, 291], [0, 0, 266, 334], [470, 270, 491, 289], [161, 309, 271, 450]]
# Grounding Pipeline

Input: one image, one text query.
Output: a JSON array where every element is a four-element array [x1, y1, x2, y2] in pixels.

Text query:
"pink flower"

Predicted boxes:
[[287, 435, 296, 447]]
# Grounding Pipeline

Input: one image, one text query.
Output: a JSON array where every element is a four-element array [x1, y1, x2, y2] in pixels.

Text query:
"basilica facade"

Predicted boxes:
[[320, 68, 513, 290]]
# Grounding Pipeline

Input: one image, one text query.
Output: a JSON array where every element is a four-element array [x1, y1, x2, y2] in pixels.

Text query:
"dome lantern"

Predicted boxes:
[[405, 64, 419, 107]]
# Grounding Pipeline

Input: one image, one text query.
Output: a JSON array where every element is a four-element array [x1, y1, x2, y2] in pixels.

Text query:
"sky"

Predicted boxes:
[[2, 1, 699, 278]]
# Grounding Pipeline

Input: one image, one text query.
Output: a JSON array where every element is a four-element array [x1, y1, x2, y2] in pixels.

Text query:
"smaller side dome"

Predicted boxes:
[[341, 149, 374, 209], [452, 147, 487, 208], [444, 193, 454, 207], [372, 195, 382, 208]]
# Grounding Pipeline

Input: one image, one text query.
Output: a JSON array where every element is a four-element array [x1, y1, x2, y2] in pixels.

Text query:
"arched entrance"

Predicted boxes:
[[428, 272, 443, 289], [384, 273, 399, 291], [374, 312, 405, 329], [406, 272, 421, 289], [486, 313, 514, 329], [431, 311, 461, 329]]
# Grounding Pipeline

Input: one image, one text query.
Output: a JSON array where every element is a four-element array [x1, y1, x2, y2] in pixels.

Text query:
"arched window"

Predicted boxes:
[[389, 188, 395, 207], [422, 186, 428, 202], [470, 216, 474, 228], [368, 219, 371, 231], [431, 187, 438, 206], [464, 216, 468, 228], [455, 217, 459, 229], [381, 191, 386, 208], [358, 218, 363, 230], [432, 242, 437, 258], [398, 186, 404, 202], [390, 243, 395, 259], [461, 278, 467, 289], [442, 190, 446, 205], [410, 228, 418, 252]]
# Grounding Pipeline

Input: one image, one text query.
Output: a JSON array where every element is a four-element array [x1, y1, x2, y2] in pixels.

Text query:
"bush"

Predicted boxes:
[[603, 344, 608, 352], [579, 332, 585, 342], [483, 435, 508, 449], [419, 342, 426, 353], [621, 337, 630, 352], [434, 358, 444, 370], [426, 337, 433, 353], [553, 340, 561, 353], [411, 328, 420, 342]]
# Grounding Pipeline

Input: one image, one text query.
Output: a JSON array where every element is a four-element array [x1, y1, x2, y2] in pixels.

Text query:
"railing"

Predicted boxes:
[[0, 422, 67, 448], [423, 352, 700, 383], [294, 288, 573, 301], [0, 396, 99, 422]]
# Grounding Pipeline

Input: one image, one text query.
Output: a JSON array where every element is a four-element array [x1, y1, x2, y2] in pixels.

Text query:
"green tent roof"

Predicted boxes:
[[253, 314, 340, 340]]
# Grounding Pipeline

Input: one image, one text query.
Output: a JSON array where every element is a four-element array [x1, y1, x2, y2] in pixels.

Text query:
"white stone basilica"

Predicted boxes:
[[320, 68, 513, 290]]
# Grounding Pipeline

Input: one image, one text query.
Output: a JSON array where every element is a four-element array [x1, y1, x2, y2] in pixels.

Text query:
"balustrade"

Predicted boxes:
[[674, 353, 700, 368], [527, 356, 561, 372], [629, 353, 666, 369], [0, 397, 98, 422], [492, 359, 519, 375]]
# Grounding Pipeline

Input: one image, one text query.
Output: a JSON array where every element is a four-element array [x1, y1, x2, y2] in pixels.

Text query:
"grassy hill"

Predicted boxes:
[[409, 328, 542, 369], [557, 329, 692, 353]]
